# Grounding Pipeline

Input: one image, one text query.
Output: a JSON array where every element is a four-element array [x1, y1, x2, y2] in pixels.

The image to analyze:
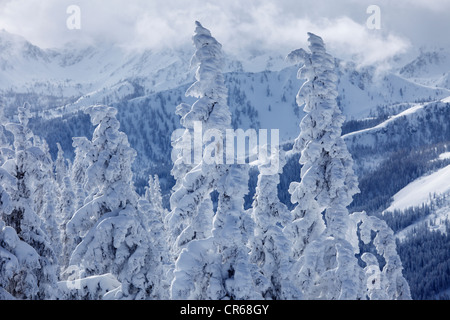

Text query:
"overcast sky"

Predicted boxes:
[[0, 0, 449, 66]]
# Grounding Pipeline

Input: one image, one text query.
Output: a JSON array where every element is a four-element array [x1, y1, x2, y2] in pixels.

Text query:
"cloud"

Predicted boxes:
[[0, 0, 447, 67], [313, 17, 411, 67]]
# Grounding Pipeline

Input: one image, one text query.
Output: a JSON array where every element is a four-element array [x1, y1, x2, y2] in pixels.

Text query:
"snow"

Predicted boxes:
[[385, 164, 450, 213], [439, 152, 450, 160], [343, 102, 426, 142], [399, 49, 450, 89], [58, 273, 121, 300], [442, 96, 450, 103]]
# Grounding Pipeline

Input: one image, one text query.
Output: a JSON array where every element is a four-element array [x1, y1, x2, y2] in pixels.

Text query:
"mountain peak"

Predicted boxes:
[[400, 49, 450, 78], [0, 29, 30, 46]]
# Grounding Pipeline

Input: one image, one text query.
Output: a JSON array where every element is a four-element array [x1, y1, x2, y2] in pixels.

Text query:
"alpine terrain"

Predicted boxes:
[[1, 20, 450, 300]]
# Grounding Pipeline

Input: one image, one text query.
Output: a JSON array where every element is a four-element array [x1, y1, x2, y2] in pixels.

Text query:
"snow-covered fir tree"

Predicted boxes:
[[0, 151, 20, 299], [54, 144, 76, 271], [169, 21, 228, 299], [137, 196, 171, 299], [0, 217, 42, 300], [167, 20, 231, 255], [286, 32, 410, 300], [170, 21, 260, 300], [58, 173, 76, 272], [250, 147, 302, 299], [212, 164, 262, 299], [351, 212, 411, 299], [288, 32, 363, 299], [142, 175, 171, 289], [30, 137, 61, 260], [1, 105, 58, 299], [70, 136, 91, 211], [66, 105, 166, 299], [171, 165, 258, 300], [60, 136, 92, 276], [54, 143, 68, 189], [170, 103, 196, 196], [144, 174, 165, 215]]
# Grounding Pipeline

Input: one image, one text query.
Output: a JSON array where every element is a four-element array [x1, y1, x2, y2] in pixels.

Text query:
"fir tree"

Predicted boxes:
[[286, 33, 364, 299], [351, 212, 411, 300], [0, 217, 41, 300], [167, 20, 231, 255], [286, 33, 410, 300], [54, 145, 76, 271], [1, 105, 58, 299], [170, 21, 259, 300], [67, 105, 163, 299], [30, 137, 61, 260], [250, 148, 302, 299], [71, 136, 91, 211]]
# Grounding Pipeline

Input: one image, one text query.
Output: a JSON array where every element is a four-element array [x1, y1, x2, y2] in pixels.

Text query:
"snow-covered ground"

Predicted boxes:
[[385, 163, 450, 213], [439, 152, 450, 160]]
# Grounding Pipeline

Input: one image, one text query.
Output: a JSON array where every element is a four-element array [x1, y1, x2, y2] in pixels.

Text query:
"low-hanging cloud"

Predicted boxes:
[[0, 0, 447, 67]]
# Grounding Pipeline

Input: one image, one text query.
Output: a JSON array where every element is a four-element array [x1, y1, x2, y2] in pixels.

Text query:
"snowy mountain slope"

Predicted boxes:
[[385, 163, 450, 213], [344, 98, 450, 153], [391, 192, 450, 300], [344, 96, 450, 215], [399, 48, 450, 89], [344, 101, 428, 147], [379, 150, 450, 242], [0, 30, 196, 116], [394, 198, 450, 242], [337, 62, 450, 118]]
